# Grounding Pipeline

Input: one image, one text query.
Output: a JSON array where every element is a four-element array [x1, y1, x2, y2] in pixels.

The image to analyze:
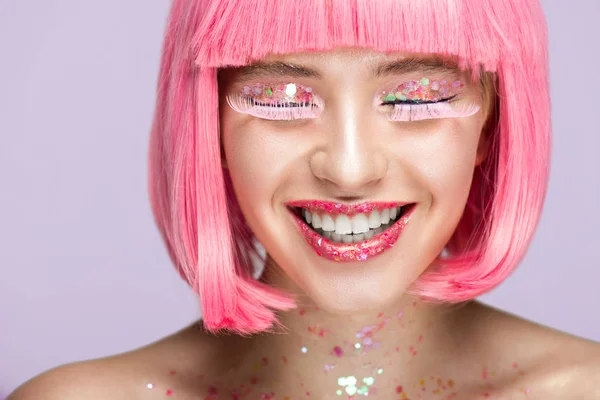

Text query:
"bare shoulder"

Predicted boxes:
[[461, 301, 600, 398], [494, 349, 600, 399], [8, 321, 216, 400], [7, 357, 135, 400]]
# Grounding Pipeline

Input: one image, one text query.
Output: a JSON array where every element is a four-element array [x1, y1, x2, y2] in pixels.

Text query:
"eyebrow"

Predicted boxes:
[[230, 56, 459, 82]]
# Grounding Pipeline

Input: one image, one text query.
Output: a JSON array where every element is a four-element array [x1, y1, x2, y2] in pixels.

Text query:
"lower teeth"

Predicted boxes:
[[314, 223, 393, 243]]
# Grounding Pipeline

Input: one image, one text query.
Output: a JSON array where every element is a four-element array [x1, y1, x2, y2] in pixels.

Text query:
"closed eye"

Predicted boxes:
[[381, 95, 457, 106], [382, 96, 481, 122], [226, 94, 323, 120]]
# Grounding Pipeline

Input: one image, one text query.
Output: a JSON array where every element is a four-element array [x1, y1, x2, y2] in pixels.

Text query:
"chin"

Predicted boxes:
[[299, 271, 413, 316]]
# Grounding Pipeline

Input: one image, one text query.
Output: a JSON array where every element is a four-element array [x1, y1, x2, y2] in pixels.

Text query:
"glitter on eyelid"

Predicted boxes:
[[285, 83, 297, 97], [301, 346, 308, 353], [241, 83, 316, 106], [146, 383, 153, 389], [379, 78, 465, 103]]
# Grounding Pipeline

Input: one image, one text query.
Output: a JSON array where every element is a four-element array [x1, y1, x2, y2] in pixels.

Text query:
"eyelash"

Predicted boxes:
[[226, 91, 480, 122], [382, 96, 478, 122], [226, 94, 322, 120]]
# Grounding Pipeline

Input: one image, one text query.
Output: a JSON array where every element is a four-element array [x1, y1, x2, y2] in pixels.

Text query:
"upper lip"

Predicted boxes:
[[286, 200, 413, 217]]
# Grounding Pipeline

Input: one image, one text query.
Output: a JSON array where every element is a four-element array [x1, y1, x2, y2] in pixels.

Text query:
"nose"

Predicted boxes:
[[310, 102, 388, 195]]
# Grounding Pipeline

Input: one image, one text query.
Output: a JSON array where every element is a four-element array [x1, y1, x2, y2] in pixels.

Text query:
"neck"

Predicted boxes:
[[234, 257, 470, 395]]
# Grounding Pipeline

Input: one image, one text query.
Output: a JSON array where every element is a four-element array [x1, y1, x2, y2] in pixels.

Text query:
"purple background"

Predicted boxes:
[[0, 0, 598, 395]]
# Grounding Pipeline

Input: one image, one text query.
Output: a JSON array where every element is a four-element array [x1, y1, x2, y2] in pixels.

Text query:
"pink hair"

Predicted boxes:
[[148, 0, 550, 333]]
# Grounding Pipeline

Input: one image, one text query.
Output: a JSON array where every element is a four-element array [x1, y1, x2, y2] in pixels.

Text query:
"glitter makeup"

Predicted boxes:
[[287, 201, 416, 262], [182, 352, 531, 398], [226, 82, 324, 120], [375, 78, 480, 121], [336, 368, 384, 397]]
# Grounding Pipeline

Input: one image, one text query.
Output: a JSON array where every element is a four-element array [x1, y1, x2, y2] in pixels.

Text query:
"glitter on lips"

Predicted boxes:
[[296, 210, 411, 262]]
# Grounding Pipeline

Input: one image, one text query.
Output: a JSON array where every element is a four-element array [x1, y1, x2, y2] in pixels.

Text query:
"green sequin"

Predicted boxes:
[[420, 78, 430, 86], [385, 94, 396, 102], [363, 377, 375, 386], [265, 87, 273, 96]]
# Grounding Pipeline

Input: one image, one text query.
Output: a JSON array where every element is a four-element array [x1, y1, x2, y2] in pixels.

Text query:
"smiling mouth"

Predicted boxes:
[[286, 201, 416, 263], [289, 205, 410, 244]]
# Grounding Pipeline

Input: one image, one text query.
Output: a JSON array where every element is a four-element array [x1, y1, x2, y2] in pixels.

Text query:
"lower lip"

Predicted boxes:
[[290, 205, 415, 262]]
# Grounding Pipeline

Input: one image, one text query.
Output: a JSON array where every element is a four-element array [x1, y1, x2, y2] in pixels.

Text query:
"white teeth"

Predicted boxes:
[[312, 213, 322, 229], [351, 213, 370, 234], [302, 206, 403, 239], [368, 210, 382, 228], [381, 208, 390, 224], [353, 233, 365, 243], [321, 214, 335, 231], [334, 214, 352, 235]]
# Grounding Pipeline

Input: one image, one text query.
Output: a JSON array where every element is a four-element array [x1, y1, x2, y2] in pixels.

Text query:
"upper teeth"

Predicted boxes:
[[302, 207, 401, 234]]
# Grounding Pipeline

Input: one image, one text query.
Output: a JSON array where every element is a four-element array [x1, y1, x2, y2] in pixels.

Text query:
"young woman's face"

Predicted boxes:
[[218, 48, 492, 314]]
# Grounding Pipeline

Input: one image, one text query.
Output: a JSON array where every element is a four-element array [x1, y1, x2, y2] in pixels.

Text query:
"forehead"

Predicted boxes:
[[223, 48, 463, 83]]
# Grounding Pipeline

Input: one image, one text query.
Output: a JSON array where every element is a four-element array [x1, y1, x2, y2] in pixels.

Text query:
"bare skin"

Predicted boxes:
[[9, 49, 600, 399], [8, 301, 600, 399]]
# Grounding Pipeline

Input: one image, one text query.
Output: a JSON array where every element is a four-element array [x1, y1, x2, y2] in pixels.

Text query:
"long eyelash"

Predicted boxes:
[[226, 94, 321, 120], [382, 95, 457, 106], [385, 99, 481, 121]]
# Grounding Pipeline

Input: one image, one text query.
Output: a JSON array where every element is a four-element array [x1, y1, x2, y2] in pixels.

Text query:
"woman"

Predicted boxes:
[[9, 0, 600, 398]]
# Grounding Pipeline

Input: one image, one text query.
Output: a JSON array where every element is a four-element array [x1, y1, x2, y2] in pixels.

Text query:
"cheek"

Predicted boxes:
[[388, 119, 483, 258], [221, 117, 299, 216], [394, 118, 482, 207]]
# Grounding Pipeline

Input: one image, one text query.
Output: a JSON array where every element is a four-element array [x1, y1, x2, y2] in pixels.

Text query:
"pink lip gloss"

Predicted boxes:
[[287, 201, 415, 262]]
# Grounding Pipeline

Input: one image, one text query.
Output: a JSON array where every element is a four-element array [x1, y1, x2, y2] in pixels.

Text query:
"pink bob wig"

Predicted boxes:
[[148, 0, 550, 334]]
